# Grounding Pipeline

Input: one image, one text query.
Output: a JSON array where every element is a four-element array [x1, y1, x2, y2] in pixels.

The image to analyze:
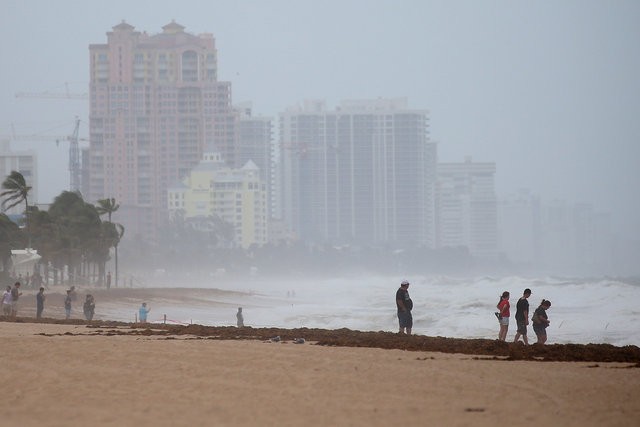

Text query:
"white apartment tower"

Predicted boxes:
[[234, 103, 275, 218], [436, 157, 498, 258], [279, 98, 436, 248]]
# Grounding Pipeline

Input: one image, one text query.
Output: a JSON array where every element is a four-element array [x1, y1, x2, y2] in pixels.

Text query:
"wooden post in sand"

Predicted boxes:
[[164, 314, 166, 324]]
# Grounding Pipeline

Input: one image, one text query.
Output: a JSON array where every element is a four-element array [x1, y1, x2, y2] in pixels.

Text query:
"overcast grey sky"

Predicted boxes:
[[1, 0, 638, 238]]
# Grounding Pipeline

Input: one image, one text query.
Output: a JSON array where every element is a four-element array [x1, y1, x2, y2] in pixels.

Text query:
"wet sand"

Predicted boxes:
[[0, 318, 638, 427]]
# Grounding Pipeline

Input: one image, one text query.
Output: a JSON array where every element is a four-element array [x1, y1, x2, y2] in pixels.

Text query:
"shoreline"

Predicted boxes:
[[3, 316, 639, 363]]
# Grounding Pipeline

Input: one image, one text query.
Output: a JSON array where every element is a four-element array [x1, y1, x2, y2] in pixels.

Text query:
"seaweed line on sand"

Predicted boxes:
[[4, 317, 640, 363]]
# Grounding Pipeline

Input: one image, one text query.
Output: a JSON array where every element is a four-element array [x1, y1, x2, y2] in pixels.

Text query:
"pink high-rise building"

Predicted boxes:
[[87, 21, 236, 240]]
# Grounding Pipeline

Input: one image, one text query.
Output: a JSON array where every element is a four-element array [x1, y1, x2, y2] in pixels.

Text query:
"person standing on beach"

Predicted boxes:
[[532, 299, 552, 344], [497, 291, 510, 341], [10, 282, 22, 318], [64, 290, 72, 319], [139, 302, 150, 323], [236, 307, 244, 328], [36, 287, 46, 319], [83, 294, 95, 321], [106, 272, 111, 290], [513, 288, 531, 345], [2, 286, 12, 316], [396, 280, 413, 335]]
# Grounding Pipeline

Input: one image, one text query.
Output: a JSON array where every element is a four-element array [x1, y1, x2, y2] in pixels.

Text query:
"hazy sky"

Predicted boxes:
[[1, 0, 639, 237]]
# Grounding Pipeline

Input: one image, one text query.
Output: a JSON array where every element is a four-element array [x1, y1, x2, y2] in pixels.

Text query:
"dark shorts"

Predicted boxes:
[[398, 310, 413, 328], [516, 319, 527, 335], [533, 324, 547, 337]]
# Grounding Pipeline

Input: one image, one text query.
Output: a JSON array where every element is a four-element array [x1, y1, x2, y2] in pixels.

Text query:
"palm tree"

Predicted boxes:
[[1, 171, 32, 248], [113, 223, 125, 287], [49, 191, 103, 285], [96, 198, 119, 223], [0, 213, 21, 272], [96, 198, 123, 286]]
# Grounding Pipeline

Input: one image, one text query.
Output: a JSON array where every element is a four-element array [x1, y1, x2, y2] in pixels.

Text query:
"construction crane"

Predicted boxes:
[[0, 133, 68, 141], [60, 117, 85, 192], [13, 84, 88, 191], [0, 118, 87, 192], [15, 83, 88, 100]]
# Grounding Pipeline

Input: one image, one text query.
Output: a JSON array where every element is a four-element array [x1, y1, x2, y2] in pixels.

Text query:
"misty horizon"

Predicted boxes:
[[1, 1, 639, 277]]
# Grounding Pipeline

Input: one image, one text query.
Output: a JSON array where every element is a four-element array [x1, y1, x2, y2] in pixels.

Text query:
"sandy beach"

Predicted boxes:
[[0, 319, 638, 427]]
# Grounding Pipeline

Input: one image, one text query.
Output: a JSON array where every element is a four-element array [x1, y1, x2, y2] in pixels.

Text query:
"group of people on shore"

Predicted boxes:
[[2, 281, 154, 324], [496, 288, 552, 344], [2, 282, 23, 318], [395, 281, 553, 345]]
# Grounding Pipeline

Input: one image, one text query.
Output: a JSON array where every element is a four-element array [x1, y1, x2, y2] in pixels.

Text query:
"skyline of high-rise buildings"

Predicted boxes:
[[279, 98, 436, 248], [1, 20, 630, 275]]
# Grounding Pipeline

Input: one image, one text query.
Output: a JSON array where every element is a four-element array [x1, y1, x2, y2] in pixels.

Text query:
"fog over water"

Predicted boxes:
[[96, 275, 640, 347]]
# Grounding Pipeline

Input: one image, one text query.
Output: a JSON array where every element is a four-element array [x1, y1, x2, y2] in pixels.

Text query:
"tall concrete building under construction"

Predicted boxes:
[[87, 21, 236, 240]]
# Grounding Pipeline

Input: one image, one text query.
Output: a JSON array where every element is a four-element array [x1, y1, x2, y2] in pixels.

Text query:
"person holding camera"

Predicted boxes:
[[532, 299, 552, 344], [496, 291, 510, 341], [396, 280, 413, 335]]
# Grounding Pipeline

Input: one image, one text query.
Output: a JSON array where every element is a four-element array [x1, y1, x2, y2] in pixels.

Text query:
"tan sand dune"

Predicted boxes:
[[0, 321, 638, 427]]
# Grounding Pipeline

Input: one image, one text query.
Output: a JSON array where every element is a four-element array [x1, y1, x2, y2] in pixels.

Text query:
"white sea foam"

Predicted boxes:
[[95, 275, 640, 346]]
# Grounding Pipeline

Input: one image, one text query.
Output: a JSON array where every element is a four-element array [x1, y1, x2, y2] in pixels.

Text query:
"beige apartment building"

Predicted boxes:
[[87, 21, 237, 241]]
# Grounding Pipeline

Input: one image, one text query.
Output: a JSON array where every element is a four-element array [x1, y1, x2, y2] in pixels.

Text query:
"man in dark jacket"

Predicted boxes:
[[396, 280, 413, 335]]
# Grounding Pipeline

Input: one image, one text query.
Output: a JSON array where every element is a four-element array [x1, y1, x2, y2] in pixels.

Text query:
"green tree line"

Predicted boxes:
[[1, 171, 123, 286]]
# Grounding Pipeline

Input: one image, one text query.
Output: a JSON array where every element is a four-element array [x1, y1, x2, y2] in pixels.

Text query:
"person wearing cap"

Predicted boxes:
[[396, 280, 413, 335], [513, 288, 532, 344]]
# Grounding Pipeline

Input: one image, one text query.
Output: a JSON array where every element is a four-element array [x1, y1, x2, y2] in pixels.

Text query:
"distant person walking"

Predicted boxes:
[[513, 288, 532, 345], [10, 282, 22, 318], [64, 290, 72, 319], [139, 302, 150, 323], [236, 307, 244, 328], [396, 280, 413, 335], [2, 286, 12, 316], [496, 291, 510, 341], [106, 272, 112, 290], [532, 299, 552, 344], [83, 294, 95, 321], [36, 287, 46, 319]]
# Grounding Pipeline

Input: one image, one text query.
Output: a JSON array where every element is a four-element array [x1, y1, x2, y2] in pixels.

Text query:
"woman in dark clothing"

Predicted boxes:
[[83, 294, 95, 321], [532, 299, 551, 344]]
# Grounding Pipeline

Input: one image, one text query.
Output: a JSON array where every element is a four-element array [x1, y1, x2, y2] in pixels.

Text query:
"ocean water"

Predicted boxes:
[[97, 275, 640, 347]]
